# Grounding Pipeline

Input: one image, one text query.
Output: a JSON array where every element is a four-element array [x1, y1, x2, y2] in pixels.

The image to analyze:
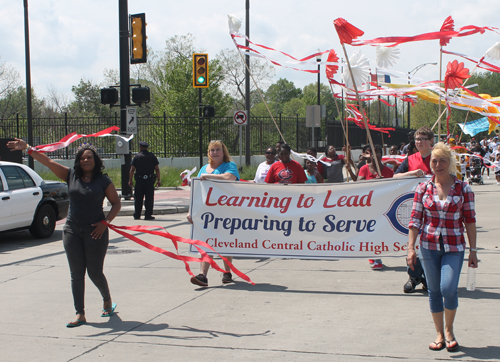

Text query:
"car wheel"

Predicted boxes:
[[29, 204, 56, 238]]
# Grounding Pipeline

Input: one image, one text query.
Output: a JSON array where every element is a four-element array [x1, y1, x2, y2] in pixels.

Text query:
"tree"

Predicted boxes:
[[0, 59, 24, 119], [301, 83, 337, 119], [67, 79, 113, 118], [143, 34, 233, 118], [469, 71, 500, 96], [44, 85, 70, 116], [265, 78, 302, 115], [282, 98, 306, 118], [216, 48, 275, 109], [0, 59, 20, 98]]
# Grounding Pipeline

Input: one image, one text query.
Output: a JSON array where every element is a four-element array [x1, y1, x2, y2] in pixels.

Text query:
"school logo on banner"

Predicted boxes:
[[384, 193, 415, 235]]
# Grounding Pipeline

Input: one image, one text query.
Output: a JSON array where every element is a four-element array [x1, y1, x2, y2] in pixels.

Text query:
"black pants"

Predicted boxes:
[[63, 222, 110, 315], [134, 177, 155, 218]]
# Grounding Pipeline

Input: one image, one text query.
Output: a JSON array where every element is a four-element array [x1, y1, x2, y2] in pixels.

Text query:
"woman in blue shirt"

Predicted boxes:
[[187, 140, 240, 287]]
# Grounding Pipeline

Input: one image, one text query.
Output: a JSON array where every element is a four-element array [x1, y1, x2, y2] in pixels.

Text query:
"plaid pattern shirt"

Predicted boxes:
[[408, 175, 476, 252]]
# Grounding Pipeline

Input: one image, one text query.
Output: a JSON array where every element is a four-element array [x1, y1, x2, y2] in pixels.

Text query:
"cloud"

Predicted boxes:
[[1, 0, 499, 100]]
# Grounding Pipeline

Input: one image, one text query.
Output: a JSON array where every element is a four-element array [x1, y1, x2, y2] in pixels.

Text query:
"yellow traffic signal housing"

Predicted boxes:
[[193, 53, 209, 88], [130, 13, 147, 64]]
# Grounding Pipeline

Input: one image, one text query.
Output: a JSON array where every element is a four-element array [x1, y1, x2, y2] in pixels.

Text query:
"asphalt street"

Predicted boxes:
[[0, 181, 499, 361]]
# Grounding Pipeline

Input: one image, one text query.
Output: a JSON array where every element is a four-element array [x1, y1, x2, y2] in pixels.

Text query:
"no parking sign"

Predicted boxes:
[[233, 110, 248, 125]]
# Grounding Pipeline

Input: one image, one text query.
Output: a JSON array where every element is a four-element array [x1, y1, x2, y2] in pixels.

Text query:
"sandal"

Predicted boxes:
[[446, 338, 459, 352], [429, 341, 445, 351], [101, 302, 117, 317], [66, 319, 86, 328]]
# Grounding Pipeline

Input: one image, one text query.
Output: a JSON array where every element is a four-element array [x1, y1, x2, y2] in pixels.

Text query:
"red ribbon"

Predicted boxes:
[[351, 24, 498, 47], [104, 222, 255, 285], [32, 126, 121, 153], [442, 49, 500, 73]]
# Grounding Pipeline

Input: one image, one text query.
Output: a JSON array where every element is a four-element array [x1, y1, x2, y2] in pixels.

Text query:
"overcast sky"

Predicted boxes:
[[1, 0, 499, 100]]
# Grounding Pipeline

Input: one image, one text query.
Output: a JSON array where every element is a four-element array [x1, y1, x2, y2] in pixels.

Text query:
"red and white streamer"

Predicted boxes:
[[31, 126, 133, 153], [105, 222, 255, 284]]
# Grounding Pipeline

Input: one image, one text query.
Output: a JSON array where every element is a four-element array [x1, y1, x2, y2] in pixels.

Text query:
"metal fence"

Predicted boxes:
[[0, 113, 412, 159]]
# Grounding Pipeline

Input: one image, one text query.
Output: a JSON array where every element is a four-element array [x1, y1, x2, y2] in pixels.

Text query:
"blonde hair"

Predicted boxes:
[[207, 140, 233, 164], [431, 142, 457, 175]]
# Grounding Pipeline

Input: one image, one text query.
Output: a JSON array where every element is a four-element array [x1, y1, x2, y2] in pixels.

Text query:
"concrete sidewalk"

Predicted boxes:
[[1, 180, 500, 361], [105, 187, 192, 217]]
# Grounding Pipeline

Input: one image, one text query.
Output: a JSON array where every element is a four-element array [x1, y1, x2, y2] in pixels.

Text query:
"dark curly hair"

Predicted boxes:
[[74, 147, 105, 180]]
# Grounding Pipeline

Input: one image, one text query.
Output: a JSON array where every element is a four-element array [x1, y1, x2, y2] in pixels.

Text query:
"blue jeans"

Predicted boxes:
[[419, 245, 464, 313], [407, 258, 425, 282]]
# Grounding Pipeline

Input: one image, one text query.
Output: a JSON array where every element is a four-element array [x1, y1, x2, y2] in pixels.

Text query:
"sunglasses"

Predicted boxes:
[[265, 151, 276, 155]]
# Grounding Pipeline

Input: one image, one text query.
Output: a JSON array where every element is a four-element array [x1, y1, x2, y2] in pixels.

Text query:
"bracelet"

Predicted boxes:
[[470, 248, 477, 252]]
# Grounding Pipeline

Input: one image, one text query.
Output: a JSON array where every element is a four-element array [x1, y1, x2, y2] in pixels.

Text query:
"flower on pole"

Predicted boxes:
[[444, 60, 470, 90], [333, 18, 364, 45]]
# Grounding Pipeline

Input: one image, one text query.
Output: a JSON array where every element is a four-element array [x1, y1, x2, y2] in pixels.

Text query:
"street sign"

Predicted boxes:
[[234, 110, 248, 125], [126, 106, 137, 134], [306, 105, 321, 127]]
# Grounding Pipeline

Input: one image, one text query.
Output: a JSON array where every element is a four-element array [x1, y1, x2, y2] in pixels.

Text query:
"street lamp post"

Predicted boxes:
[[315, 51, 321, 148], [23, 0, 34, 170], [407, 62, 437, 128]]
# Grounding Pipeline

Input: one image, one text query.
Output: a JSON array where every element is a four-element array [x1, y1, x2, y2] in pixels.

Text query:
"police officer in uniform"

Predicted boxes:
[[128, 141, 161, 220]]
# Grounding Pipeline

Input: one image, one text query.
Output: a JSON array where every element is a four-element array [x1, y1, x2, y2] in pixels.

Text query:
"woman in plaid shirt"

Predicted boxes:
[[407, 142, 478, 352]]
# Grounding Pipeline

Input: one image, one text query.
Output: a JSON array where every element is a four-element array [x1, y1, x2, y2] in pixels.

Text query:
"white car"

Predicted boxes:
[[0, 161, 69, 238]]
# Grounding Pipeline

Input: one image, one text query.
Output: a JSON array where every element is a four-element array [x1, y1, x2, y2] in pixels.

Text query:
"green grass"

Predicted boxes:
[[38, 165, 260, 186], [239, 165, 258, 181]]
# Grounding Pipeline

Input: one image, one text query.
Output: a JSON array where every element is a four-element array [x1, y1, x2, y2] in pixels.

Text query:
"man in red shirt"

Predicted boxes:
[[265, 144, 307, 184], [394, 126, 434, 293]]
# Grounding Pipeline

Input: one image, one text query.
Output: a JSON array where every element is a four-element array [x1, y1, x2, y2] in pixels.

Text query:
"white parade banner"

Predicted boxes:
[[189, 177, 424, 259]]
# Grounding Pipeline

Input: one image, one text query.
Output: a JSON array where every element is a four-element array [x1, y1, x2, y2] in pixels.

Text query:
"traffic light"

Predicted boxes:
[[132, 87, 150, 105], [100, 88, 119, 105], [130, 13, 147, 64], [203, 105, 215, 117], [193, 53, 209, 88]]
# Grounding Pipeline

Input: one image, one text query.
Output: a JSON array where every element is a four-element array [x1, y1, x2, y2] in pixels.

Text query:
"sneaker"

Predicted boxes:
[[222, 272, 233, 284], [403, 278, 419, 293], [372, 262, 383, 270], [190, 274, 208, 287], [144, 216, 155, 220]]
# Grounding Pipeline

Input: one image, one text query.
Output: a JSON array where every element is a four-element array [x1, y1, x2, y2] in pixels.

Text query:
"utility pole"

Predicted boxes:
[[23, 0, 34, 170], [119, 0, 132, 198], [244, 0, 251, 165]]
